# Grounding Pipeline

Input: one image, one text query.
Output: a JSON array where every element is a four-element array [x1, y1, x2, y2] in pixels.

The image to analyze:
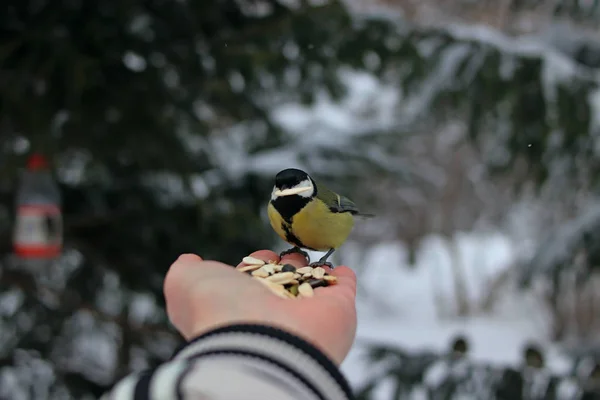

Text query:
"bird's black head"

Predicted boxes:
[[270, 168, 316, 223], [274, 168, 310, 190]]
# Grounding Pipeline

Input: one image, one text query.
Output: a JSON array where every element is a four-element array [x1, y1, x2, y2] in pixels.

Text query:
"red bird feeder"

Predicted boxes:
[[12, 153, 63, 260]]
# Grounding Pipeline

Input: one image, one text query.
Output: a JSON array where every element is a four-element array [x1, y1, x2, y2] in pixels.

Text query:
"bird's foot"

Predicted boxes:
[[309, 261, 334, 269], [279, 247, 310, 262]]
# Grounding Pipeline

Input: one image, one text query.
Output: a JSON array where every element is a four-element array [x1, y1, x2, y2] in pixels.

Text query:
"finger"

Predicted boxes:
[[280, 252, 309, 269], [236, 250, 280, 268], [177, 253, 203, 263]]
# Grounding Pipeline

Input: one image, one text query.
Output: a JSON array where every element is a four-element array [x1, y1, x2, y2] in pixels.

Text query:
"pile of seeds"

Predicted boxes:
[[237, 256, 338, 299]]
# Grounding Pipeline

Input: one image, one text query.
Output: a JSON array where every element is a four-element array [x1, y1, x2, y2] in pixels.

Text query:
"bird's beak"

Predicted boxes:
[[274, 187, 312, 197]]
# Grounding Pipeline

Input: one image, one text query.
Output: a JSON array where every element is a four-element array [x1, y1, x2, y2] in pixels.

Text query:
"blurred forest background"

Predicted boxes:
[[2, 0, 600, 399]]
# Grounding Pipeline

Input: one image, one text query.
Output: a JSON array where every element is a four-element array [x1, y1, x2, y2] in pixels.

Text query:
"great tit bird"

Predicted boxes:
[[267, 168, 372, 268]]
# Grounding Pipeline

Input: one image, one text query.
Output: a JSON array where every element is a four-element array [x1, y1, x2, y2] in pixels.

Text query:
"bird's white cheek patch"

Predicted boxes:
[[271, 187, 279, 201], [271, 179, 314, 199], [276, 187, 313, 197]]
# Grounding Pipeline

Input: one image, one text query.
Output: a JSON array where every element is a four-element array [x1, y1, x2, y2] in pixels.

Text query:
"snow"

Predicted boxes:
[[128, 292, 160, 325], [405, 42, 472, 122], [208, 68, 402, 180], [523, 204, 600, 283], [157, 18, 600, 207], [0, 350, 57, 400], [185, 18, 600, 191], [269, 68, 400, 143], [0, 289, 24, 317], [331, 231, 572, 396], [122, 51, 147, 72], [52, 310, 120, 385], [445, 22, 594, 79]]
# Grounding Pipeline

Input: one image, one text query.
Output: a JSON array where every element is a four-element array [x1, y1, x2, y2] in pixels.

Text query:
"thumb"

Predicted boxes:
[[164, 253, 204, 300], [177, 253, 204, 263]]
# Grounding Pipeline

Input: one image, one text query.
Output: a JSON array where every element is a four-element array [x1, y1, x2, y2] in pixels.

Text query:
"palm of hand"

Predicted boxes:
[[164, 250, 357, 365]]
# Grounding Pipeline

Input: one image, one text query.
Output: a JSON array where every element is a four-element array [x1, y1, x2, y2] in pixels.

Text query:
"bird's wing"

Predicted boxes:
[[333, 194, 360, 214], [332, 194, 375, 217], [317, 181, 375, 217]]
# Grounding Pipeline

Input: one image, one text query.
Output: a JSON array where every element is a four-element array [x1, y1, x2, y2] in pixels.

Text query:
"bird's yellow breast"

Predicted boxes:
[[267, 199, 355, 251]]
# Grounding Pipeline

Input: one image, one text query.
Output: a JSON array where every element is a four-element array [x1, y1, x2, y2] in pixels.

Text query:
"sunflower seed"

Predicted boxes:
[[241, 254, 337, 299], [265, 271, 295, 284], [296, 267, 313, 274], [242, 256, 265, 266], [255, 278, 291, 299], [312, 267, 326, 279], [238, 264, 263, 272], [262, 265, 276, 275], [254, 276, 281, 288], [298, 282, 314, 297], [251, 268, 270, 278]]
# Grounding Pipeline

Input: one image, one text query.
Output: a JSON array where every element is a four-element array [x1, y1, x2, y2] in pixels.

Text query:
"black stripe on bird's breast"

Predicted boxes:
[[282, 223, 304, 248], [281, 223, 317, 251], [271, 196, 310, 224]]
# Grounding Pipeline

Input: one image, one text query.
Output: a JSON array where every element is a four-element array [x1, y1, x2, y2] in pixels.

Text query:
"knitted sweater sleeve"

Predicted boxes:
[[100, 324, 355, 400]]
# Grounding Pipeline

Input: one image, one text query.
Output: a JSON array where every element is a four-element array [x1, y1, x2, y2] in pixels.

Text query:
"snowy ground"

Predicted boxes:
[[302, 232, 573, 397]]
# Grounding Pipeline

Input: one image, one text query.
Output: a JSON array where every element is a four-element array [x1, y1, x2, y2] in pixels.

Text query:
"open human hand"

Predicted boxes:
[[163, 250, 357, 365]]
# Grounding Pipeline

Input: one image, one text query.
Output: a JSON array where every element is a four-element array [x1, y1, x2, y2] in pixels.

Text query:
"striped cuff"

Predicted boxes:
[[172, 324, 354, 400]]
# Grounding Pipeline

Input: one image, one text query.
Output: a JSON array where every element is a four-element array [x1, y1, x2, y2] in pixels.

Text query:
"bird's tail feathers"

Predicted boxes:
[[356, 212, 375, 219]]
